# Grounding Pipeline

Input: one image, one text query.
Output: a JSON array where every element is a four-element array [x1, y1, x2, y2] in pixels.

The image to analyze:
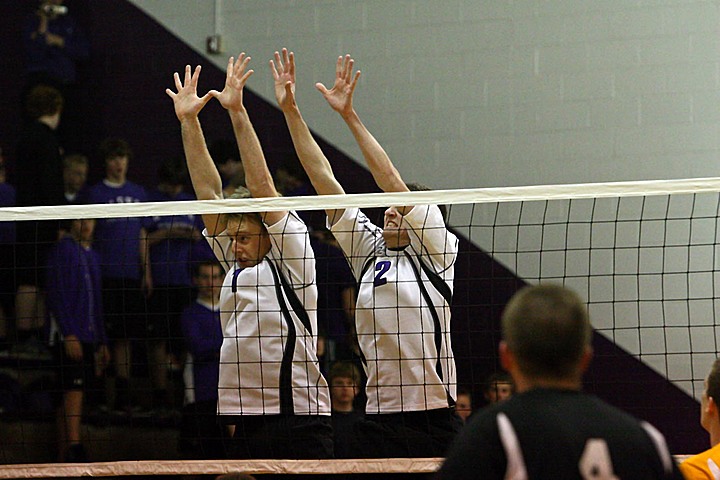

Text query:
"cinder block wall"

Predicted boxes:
[[131, 0, 720, 188]]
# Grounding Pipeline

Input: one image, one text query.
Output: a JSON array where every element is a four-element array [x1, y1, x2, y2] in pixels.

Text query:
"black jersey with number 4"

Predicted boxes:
[[439, 388, 683, 480]]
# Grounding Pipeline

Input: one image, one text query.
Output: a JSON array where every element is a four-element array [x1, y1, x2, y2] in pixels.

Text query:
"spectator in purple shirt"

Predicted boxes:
[[146, 157, 199, 411], [81, 138, 151, 413], [46, 218, 109, 462], [178, 260, 226, 459]]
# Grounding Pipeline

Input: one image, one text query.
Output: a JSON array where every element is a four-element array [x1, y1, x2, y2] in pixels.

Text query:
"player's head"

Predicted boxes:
[[69, 218, 96, 244], [329, 361, 361, 412], [382, 182, 447, 249], [26, 85, 63, 125], [500, 284, 592, 388], [455, 387, 473, 423], [99, 138, 132, 183], [210, 138, 243, 179], [157, 157, 188, 195], [483, 371, 514, 404], [193, 260, 224, 302], [701, 358, 720, 435], [63, 153, 88, 195], [225, 187, 271, 268]]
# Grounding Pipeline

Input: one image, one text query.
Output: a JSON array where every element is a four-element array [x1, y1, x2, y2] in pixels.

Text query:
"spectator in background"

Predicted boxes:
[[208, 138, 245, 196], [81, 138, 151, 414], [680, 358, 720, 479], [329, 361, 363, 458], [62, 153, 88, 204], [0, 147, 16, 352], [14, 84, 65, 356], [46, 218, 109, 462], [483, 371, 514, 406], [146, 157, 199, 412], [311, 227, 356, 370], [23, 0, 90, 153], [455, 388, 473, 424], [178, 260, 225, 460]]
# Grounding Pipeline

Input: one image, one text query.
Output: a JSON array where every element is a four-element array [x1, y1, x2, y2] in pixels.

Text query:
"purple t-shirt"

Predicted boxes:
[[147, 189, 196, 286], [81, 180, 150, 280], [181, 299, 222, 404]]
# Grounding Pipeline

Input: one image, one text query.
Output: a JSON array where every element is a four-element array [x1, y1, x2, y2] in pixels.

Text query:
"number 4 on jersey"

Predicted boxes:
[[579, 439, 619, 480]]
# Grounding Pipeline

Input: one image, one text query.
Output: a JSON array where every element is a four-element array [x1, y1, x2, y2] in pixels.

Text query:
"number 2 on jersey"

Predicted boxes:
[[374, 261, 391, 287]]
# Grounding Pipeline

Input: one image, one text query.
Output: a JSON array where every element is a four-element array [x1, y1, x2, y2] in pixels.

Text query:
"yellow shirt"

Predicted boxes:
[[681, 443, 720, 480]]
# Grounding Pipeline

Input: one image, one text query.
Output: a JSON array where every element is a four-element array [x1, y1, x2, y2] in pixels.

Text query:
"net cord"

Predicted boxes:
[[1, 177, 719, 221]]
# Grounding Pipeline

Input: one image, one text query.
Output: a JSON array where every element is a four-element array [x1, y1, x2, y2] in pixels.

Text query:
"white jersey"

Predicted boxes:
[[205, 211, 331, 416], [330, 205, 458, 414]]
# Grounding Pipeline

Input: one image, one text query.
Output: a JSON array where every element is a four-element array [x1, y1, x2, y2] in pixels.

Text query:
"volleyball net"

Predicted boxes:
[[0, 177, 716, 476]]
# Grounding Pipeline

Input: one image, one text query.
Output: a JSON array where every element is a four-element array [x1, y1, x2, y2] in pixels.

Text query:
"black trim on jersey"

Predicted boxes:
[[267, 260, 298, 415], [415, 253, 453, 305], [404, 251, 454, 407]]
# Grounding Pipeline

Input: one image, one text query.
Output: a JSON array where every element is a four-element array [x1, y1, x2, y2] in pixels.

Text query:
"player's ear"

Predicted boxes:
[[708, 396, 718, 417], [499, 341, 513, 372], [578, 346, 593, 375]]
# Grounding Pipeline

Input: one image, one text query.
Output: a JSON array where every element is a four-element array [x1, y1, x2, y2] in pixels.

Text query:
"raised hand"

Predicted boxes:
[[165, 65, 211, 122], [270, 48, 297, 112], [210, 53, 254, 112], [316, 54, 361, 117]]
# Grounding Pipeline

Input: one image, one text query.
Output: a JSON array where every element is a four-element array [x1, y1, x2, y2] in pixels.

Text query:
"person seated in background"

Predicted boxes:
[[438, 284, 683, 479], [62, 153, 88, 204], [455, 387, 473, 424], [329, 361, 363, 458], [483, 371, 514, 406], [680, 358, 720, 479], [46, 218, 109, 462], [178, 260, 226, 460]]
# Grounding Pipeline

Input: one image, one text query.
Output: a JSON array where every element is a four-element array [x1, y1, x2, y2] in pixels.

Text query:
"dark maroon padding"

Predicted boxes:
[[0, 0, 706, 455]]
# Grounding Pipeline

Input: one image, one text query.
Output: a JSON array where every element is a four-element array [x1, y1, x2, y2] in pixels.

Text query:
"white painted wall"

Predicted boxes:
[[131, 0, 720, 398], [130, 0, 720, 190]]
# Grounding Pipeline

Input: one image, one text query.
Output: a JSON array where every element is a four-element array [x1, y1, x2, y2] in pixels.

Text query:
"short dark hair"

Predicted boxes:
[[209, 139, 240, 166], [502, 284, 590, 379], [406, 182, 447, 222], [158, 157, 188, 186], [329, 361, 361, 386], [63, 153, 88, 170], [483, 371, 513, 393], [191, 259, 223, 277], [99, 138, 133, 162], [26, 85, 63, 119], [707, 358, 720, 404]]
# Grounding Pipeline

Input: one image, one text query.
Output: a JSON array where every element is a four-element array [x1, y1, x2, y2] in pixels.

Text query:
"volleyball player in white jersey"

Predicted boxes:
[[272, 49, 460, 457], [166, 56, 332, 459]]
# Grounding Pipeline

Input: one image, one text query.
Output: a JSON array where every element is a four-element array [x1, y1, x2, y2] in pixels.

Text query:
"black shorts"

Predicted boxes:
[[102, 277, 147, 340], [147, 285, 193, 341], [226, 414, 334, 460], [350, 408, 462, 458], [54, 342, 98, 392], [178, 400, 228, 459], [15, 220, 58, 287]]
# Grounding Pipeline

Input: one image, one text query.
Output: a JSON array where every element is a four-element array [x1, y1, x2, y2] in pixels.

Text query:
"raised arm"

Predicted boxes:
[[317, 55, 410, 201], [271, 48, 345, 223], [165, 65, 225, 235], [210, 54, 285, 226]]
